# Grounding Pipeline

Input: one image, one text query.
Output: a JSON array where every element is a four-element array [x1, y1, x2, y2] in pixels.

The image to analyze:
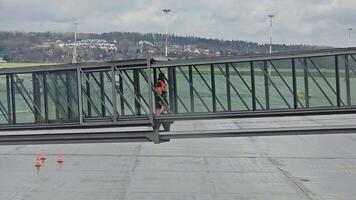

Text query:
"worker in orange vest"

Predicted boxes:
[[155, 72, 168, 116]]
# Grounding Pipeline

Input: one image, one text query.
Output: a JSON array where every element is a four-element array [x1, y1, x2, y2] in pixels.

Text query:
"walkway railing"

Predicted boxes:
[[1, 48, 356, 133]]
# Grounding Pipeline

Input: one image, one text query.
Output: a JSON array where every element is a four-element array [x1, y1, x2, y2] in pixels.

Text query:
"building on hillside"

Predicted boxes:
[[0, 57, 7, 63]]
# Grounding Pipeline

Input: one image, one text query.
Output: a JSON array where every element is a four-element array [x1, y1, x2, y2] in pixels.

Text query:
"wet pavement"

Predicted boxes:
[[1, 114, 356, 200]]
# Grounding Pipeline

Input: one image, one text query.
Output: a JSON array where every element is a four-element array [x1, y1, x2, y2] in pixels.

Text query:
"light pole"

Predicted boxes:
[[72, 22, 78, 64], [347, 28, 353, 47], [268, 15, 275, 83], [162, 9, 171, 57], [268, 15, 275, 54]]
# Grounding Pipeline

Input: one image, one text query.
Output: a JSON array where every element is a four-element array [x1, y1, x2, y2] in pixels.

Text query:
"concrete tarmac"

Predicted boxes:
[[1, 114, 356, 200]]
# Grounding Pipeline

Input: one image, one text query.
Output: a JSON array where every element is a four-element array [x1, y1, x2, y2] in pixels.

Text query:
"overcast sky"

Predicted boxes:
[[0, 0, 354, 47]]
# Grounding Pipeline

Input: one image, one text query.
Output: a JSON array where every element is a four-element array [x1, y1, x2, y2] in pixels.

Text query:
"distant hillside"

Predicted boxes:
[[0, 31, 323, 63]]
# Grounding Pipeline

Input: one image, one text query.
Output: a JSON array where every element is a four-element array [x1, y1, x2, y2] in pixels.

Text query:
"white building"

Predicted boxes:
[[0, 57, 7, 63]]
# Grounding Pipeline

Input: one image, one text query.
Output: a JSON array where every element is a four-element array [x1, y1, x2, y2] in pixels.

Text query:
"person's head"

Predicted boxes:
[[158, 72, 165, 80]]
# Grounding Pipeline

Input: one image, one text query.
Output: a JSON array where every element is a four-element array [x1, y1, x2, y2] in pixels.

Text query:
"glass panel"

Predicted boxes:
[[138, 69, 149, 115], [47, 70, 79, 122], [338, 55, 348, 107], [116, 69, 135, 116], [0, 75, 10, 124], [349, 54, 356, 106], [307, 56, 336, 107], [175, 66, 192, 113], [295, 58, 308, 108], [213, 64, 227, 111], [268, 59, 293, 109], [253, 61, 266, 110], [229, 62, 252, 111], [14, 73, 44, 124], [192, 65, 212, 112]]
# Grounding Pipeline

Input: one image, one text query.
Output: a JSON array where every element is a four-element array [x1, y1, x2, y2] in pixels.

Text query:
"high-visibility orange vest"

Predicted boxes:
[[156, 80, 167, 95]]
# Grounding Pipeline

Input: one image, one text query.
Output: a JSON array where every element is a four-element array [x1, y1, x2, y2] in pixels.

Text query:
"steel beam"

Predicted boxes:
[[161, 125, 356, 140], [2, 124, 356, 145]]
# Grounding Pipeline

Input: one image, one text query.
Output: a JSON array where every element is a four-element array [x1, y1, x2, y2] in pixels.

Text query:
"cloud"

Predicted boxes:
[[0, 0, 355, 46]]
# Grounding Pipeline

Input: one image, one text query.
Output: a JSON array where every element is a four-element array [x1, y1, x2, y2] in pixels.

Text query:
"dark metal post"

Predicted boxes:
[[211, 64, 217, 112], [77, 68, 83, 124], [173, 68, 178, 113], [303, 58, 310, 107], [250, 61, 256, 110], [225, 63, 232, 111], [263, 61, 270, 109], [99, 72, 106, 116], [133, 69, 141, 115], [292, 59, 298, 109], [32, 73, 42, 123], [345, 55, 351, 106], [168, 67, 177, 113], [86, 73, 92, 117], [66, 73, 72, 119], [146, 58, 154, 124], [10, 75, 16, 124], [6, 75, 12, 124], [335, 56, 341, 107], [43, 73, 48, 123], [54, 74, 59, 119], [119, 74, 125, 115], [111, 66, 117, 121], [188, 66, 194, 112], [153, 68, 157, 82]]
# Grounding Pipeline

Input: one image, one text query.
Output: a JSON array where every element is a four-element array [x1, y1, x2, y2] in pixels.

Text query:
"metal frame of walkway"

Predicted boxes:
[[1, 47, 356, 143]]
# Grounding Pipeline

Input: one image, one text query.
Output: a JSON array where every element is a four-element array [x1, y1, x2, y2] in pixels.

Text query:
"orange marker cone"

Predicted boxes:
[[39, 152, 46, 161], [35, 157, 42, 175], [57, 153, 64, 167], [35, 157, 42, 168]]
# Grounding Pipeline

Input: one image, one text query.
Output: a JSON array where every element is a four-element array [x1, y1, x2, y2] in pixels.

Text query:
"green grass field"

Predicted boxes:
[[0, 63, 56, 68]]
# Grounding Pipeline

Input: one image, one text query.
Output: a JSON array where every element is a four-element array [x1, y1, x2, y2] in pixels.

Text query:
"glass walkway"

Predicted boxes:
[[1, 47, 356, 131]]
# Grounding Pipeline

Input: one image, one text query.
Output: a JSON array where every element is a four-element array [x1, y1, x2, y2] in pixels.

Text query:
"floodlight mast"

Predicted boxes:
[[72, 23, 78, 64], [268, 15, 275, 54], [163, 9, 171, 57], [348, 28, 353, 47], [267, 15, 275, 84]]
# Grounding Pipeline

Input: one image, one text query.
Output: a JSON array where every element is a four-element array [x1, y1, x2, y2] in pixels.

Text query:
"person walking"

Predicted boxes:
[[155, 72, 168, 116]]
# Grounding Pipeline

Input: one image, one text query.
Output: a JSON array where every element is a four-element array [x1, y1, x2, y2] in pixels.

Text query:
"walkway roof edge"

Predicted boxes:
[[152, 47, 356, 67]]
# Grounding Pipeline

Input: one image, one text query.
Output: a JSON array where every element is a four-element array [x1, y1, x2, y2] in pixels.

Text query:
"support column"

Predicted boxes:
[[32, 73, 42, 123], [225, 63, 232, 111], [211, 64, 216, 112], [345, 55, 351, 106], [303, 58, 310, 108], [335, 56, 341, 107], [111, 66, 117, 121], [168, 67, 177, 113], [43, 73, 48, 123], [119, 74, 125, 115], [86, 73, 92, 117], [133, 69, 141, 115], [77, 69, 83, 124], [188, 66, 194, 112], [250, 61, 256, 110], [10, 75, 16, 124], [292, 59, 298, 109], [100, 72, 106, 116], [263, 61, 270, 109], [66, 73, 72, 119], [6, 75, 12, 124]]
